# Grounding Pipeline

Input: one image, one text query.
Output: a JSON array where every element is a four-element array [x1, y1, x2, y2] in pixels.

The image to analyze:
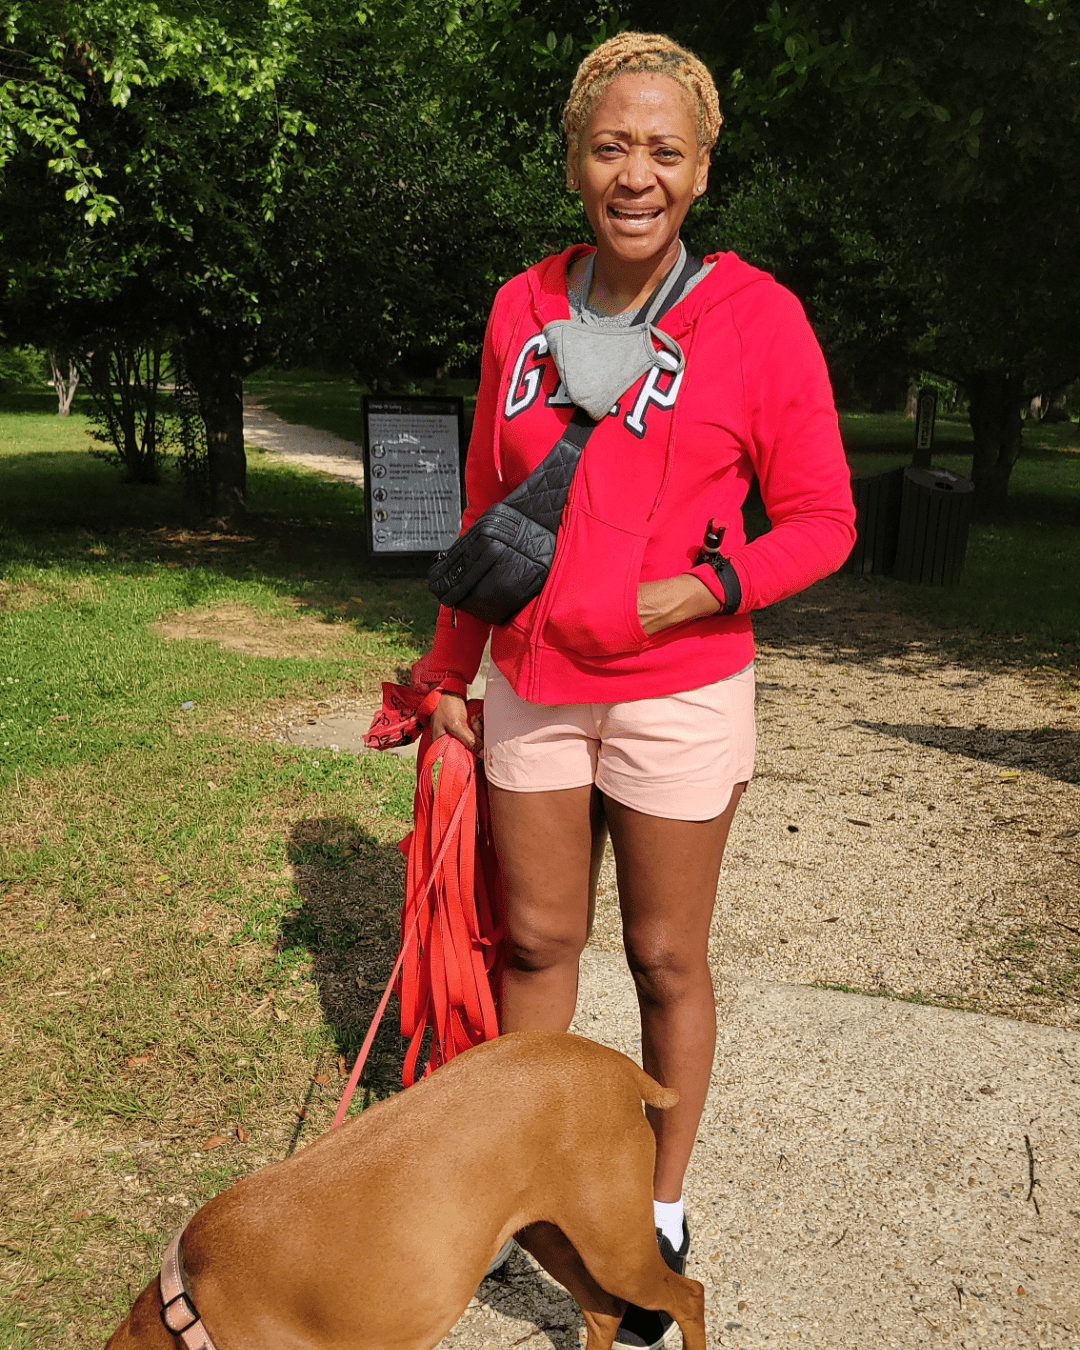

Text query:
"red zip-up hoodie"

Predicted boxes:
[[429, 245, 856, 705]]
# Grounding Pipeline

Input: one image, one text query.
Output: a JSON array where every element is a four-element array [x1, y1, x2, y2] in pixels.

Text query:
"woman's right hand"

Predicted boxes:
[[429, 690, 484, 755]]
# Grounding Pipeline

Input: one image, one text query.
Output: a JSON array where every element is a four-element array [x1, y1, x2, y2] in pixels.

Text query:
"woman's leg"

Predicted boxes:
[[605, 785, 745, 1201], [488, 784, 608, 1032]]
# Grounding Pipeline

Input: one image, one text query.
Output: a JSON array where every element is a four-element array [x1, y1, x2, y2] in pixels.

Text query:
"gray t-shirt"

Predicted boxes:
[[567, 246, 714, 327]]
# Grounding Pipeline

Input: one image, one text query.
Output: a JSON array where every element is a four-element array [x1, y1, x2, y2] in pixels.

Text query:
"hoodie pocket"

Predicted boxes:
[[540, 509, 649, 659]]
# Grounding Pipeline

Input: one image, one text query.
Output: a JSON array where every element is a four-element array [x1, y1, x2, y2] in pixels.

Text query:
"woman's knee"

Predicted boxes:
[[504, 913, 588, 973], [623, 935, 710, 1005]]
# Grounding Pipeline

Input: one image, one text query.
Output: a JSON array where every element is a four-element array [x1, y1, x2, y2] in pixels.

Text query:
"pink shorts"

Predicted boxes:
[[482, 664, 755, 822]]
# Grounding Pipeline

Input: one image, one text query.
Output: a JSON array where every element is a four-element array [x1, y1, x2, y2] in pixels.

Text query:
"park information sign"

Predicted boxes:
[[361, 396, 465, 556]]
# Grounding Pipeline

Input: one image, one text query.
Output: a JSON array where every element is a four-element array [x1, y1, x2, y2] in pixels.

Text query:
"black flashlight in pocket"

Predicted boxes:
[[694, 517, 741, 615], [695, 517, 726, 566]]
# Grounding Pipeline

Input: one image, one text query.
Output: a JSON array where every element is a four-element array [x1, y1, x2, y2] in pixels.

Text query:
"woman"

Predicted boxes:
[[430, 32, 856, 1348]]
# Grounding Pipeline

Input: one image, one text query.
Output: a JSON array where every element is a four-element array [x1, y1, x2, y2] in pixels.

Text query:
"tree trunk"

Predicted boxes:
[[966, 369, 1024, 510], [182, 338, 246, 524], [48, 351, 80, 416], [903, 378, 919, 420], [1046, 387, 1070, 423]]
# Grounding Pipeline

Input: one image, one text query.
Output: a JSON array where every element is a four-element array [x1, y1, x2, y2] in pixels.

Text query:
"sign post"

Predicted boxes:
[[361, 395, 465, 561], [912, 385, 938, 468]]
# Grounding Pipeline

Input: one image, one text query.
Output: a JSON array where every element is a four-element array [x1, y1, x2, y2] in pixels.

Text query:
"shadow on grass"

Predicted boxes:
[[280, 815, 416, 1100], [754, 570, 1080, 674], [0, 444, 442, 648], [855, 721, 1080, 785], [276, 815, 581, 1344]]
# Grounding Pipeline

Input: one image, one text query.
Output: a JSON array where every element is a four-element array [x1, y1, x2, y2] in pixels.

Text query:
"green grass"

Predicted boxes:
[[0, 394, 442, 1345], [839, 409, 1080, 459], [0, 404, 372, 535]]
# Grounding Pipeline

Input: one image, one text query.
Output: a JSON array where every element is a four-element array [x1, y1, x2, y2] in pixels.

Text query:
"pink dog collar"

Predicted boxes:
[[159, 1231, 220, 1350]]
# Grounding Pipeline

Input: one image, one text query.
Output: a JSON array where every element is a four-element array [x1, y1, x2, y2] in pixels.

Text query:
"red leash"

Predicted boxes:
[[331, 688, 503, 1126]]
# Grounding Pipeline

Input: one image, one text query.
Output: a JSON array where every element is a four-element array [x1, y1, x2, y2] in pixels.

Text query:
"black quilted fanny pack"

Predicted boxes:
[[428, 409, 594, 626], [428, 250, 701, 627]]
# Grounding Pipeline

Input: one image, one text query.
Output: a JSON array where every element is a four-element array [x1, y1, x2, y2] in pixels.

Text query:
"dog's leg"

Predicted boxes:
[[557, 1215, 707, 1350], [515, 1222, 625, 1350], [575, 1241, 706, 1350]]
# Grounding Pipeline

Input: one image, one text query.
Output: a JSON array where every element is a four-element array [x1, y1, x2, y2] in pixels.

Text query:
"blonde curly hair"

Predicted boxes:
[[563, 32, 722, 155]]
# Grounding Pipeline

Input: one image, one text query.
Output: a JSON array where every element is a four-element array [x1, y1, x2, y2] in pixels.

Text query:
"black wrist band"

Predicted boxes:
[[700, 553, 742, 616]]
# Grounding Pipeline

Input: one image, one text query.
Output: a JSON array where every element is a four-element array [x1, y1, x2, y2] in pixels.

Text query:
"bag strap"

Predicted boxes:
[[631, 246, 701, 325], [505, 249, 701, 531]]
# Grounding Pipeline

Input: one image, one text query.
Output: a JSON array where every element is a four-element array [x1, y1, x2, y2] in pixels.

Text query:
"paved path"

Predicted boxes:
[[243, 398, 366, 485], [438, 951, 1080, 1350]]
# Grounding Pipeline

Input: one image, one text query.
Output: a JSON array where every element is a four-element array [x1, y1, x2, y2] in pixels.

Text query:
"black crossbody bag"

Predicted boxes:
[[428, 253, 700, 627]]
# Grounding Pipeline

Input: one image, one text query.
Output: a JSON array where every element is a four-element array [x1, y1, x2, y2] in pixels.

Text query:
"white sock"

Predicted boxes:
[[653, 1197, 685, 1249]]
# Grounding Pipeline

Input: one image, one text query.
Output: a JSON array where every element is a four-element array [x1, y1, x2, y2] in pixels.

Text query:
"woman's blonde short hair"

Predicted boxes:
[[563, 32, 722, 154]]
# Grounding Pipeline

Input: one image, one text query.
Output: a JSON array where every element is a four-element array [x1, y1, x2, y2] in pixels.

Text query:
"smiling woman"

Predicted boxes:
[[562, 38, 720, 316], [425, 32, 857, 1350]]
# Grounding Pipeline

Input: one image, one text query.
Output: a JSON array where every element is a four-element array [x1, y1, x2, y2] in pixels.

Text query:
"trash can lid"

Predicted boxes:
[[903, 467, 974, 493]]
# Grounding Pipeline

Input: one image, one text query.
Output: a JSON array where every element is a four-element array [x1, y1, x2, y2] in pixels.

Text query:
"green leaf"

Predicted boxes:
[[545, 30, 557, 51], [931, 104, 951, 122]]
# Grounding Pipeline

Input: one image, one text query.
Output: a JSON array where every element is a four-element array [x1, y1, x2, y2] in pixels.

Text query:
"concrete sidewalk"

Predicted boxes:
[[440, 951, 1080, 1350]]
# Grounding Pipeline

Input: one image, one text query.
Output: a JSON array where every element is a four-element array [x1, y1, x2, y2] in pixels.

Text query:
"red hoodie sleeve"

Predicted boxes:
[[689, 284, 855, 613], [426, 305, 506, 692]]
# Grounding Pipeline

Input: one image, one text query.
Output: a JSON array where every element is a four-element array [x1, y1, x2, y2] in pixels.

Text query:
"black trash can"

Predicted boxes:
[[841, 466, 905, 577], [892, 467, 974, 587]]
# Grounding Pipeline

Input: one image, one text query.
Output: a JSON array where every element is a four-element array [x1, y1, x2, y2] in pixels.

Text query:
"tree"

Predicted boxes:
[[47, 349, 80, 416], [1, 0, 613, 519], [705, 0, 1080, 506], [0, 342, 44, 391], [1, 1, 326, 516]]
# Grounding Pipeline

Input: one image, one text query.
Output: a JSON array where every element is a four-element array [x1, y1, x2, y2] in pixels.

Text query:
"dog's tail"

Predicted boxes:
[[634, 1065, 679, 1111]]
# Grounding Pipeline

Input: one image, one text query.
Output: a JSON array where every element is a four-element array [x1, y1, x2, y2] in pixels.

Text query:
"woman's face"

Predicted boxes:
[[569, 73, 709, 272]]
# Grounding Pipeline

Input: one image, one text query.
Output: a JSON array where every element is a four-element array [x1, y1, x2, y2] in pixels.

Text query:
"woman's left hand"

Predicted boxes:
[[637, 574, 721, 635]]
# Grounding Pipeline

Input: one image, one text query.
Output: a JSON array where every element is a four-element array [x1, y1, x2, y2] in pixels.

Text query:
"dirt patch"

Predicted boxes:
[[586, 576, 1080, 1028], [0, 579, 51, 613], [151, 601, 347, 659]]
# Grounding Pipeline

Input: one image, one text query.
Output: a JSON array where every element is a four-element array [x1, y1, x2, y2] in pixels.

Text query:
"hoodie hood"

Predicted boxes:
[[491, 244, 772, 483], [527, 244, 772, 329]]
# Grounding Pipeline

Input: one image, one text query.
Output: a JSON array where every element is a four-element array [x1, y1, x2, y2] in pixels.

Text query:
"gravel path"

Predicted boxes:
[[267, 575, 1080, 1030], [245, 412, 1080, 1347], [243, 398, 366, 485]]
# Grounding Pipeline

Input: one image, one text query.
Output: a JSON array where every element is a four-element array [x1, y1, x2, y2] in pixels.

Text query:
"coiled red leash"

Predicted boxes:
[[331, 685, 503, 1127], [398, 722, 503, 1085]]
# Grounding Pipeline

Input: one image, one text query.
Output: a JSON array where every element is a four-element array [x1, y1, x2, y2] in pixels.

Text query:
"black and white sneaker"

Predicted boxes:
[[613, 1219, 690, 1350]]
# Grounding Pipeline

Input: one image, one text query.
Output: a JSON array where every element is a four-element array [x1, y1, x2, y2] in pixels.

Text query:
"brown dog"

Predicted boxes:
[[105, 1031, 706, 1350]]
